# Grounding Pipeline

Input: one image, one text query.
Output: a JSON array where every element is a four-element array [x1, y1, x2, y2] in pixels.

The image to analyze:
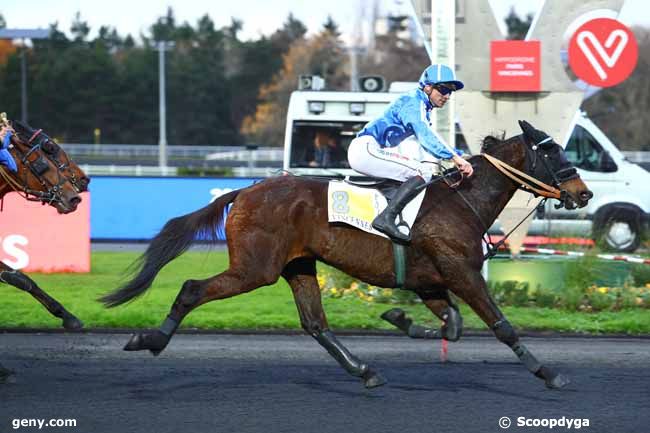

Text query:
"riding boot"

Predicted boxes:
[[372, 176, 426, 242]]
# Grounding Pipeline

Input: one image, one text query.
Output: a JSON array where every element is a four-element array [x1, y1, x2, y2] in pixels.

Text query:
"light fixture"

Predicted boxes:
[[349, 102, 365, 115], [308, 101, 325, 114], [299, 75, 326, 91]]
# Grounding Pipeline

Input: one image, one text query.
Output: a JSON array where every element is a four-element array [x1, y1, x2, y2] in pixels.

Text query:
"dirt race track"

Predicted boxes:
[[1, 332, 649, 433]]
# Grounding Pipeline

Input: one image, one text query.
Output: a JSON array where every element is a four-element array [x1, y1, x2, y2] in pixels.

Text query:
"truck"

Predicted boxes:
[[282, 80, 650, 252]]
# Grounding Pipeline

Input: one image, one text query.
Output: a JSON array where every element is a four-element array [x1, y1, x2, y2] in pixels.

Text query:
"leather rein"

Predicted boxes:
[[443, 145, 567, 260], [482, 153, 561, 199]]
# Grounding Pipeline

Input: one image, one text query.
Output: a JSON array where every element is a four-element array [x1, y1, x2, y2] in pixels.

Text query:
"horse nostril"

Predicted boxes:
[[580, 190, 593, 201], [70, 196, 82, 207]]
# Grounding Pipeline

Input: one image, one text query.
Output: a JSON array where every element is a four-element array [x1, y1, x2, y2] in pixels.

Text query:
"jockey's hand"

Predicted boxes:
[[452, 154, 474, 177]]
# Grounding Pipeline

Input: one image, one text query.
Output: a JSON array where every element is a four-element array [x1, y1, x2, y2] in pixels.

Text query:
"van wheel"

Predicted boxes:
[[594, 209, 641, 253]]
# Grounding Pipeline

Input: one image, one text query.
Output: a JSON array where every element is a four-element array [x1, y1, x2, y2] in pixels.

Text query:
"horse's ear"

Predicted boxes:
[[518, 120, 534, 138], [518, 120, 552, 146], [10, 119, 34, 137]]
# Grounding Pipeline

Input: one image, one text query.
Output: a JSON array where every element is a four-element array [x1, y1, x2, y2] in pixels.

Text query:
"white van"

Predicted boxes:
[[283, 84, 650, 252], [526, 111, 650, 252]]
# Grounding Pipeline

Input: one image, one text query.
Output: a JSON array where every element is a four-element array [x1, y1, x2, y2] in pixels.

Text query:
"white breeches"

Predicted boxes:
[[347, 135, 441, 182]]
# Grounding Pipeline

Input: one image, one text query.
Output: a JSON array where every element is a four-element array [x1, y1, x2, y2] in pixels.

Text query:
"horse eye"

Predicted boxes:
[[42, 141, 59, 155]]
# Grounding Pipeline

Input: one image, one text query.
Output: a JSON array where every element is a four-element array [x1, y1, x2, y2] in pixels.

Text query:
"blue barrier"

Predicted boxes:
[[90, 177, 261, 240]]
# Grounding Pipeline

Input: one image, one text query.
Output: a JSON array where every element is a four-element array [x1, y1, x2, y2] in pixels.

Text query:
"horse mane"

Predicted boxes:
[[480, 132, 507, 153]]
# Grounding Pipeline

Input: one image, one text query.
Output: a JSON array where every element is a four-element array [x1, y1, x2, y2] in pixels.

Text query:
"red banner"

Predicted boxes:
[[490, 40, 541, 92], [0, 192, 90, 273]]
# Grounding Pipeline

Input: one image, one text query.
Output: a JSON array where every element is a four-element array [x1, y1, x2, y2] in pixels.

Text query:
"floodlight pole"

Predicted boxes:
[[0, 29, 49, 124], [156, 41, 174, 169], [20, 39, 28, 123]]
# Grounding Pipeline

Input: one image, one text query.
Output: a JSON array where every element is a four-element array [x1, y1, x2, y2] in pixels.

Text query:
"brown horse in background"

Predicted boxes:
[[102, 120, 592, 390], [0, 118, 89, 382]]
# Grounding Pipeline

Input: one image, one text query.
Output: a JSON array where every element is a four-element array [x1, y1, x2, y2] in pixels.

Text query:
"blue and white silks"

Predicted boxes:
[[357, 88, 462, 160], [0, 130, 17, 172]]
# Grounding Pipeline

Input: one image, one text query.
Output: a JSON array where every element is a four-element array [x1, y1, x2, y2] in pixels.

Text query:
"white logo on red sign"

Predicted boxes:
[[569, 18, 638, 87], [0, 235, 29, 269]]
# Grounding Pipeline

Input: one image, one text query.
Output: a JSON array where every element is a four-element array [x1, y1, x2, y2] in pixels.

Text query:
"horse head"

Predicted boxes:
[[11, 120, 90, 194], [0, 116, 86, 214], [481, 120, 593, 210]]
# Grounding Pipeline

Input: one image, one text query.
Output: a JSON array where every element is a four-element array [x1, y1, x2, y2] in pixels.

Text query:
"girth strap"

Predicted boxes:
[[392, 242, 406, 288]]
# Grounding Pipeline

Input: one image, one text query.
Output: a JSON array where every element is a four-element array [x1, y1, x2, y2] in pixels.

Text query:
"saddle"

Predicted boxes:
[[327, 177, 427, 239], [340, 177, 402, 201]]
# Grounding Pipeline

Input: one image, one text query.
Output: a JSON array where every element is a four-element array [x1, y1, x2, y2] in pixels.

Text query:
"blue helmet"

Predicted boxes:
[[418, 64, 464, 90]]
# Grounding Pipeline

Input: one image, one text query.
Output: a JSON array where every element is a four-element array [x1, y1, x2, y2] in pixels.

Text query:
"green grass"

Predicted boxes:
[[1, 251, 649, 334]]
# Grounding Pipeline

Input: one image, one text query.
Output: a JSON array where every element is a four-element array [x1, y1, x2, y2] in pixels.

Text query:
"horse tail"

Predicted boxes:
[[100, 189, 241, 308]]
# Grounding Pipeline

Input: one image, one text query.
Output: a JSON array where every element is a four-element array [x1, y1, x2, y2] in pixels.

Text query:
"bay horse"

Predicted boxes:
[[0, 117, 89, 382], [102, 120, 592, 389]]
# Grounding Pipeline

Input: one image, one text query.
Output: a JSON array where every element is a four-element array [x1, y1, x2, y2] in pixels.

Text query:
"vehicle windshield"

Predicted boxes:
[[289, 121, 365, 169], [288, 120, 470, 170], [565, 125, 617, 173]]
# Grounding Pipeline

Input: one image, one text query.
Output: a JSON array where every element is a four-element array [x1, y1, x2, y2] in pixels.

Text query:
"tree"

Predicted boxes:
[[0, 12, 15, 65], [359, 22, 430, 85], [241, 19, 349, 146], [166, 15, 237, 145], [70, 12, 91, 42], [227, 18, 243, 40], [228, 14, 308, 140], [273, 13, 307, 47], [0, 10, 342, 147], [322, 15, 341, 38], [504, 7, 533, 40], [150, 7, 176, 41]]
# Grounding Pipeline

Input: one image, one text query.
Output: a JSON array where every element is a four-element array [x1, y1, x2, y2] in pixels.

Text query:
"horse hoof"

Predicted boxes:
[[536, 366, 570, 389], [380, 308, 411, 333], [380, 308, 405, 324], [362, 369, 387, 389], [123, 331, 168, 355], [545, 373, 570, 389], [124, 334, 145, 351], [440, 307, 463, 342], [62, 315, 84, 330]]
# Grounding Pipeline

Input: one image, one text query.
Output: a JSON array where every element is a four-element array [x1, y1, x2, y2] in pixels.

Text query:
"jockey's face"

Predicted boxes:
[[424, 84, 452, 108]]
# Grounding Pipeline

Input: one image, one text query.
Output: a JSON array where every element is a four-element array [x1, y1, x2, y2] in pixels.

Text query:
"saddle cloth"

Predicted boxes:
[[327, 180, 426, 238]]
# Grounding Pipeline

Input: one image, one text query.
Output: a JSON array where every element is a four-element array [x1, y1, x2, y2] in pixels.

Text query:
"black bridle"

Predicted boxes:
[[522, 134, 579, 209], [1, 127, 71, 206], [18, 124, 86, 193], [435, 130, 583, 260]]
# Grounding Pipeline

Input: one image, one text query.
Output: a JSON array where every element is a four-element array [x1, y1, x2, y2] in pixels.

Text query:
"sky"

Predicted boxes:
[[1, 0, 648, 45]]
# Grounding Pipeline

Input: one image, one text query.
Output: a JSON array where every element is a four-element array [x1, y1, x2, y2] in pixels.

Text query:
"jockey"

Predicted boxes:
[[347, 64, 474, 242]]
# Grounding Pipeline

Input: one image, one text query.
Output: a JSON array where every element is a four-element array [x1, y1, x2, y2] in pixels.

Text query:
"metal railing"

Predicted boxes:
[[61, 144, 284, 176], [59, 143, 281, 158], [65, 145, 650, 177], [79, 164, 179, 176]]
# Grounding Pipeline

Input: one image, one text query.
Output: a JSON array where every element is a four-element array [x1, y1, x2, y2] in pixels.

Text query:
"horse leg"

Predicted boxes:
[[381, 290, 463, 341], [282, 259, 386, 388], [0, 263, 82, 330], [124, 237, 287, 355], [449, 269, 569, 389]]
